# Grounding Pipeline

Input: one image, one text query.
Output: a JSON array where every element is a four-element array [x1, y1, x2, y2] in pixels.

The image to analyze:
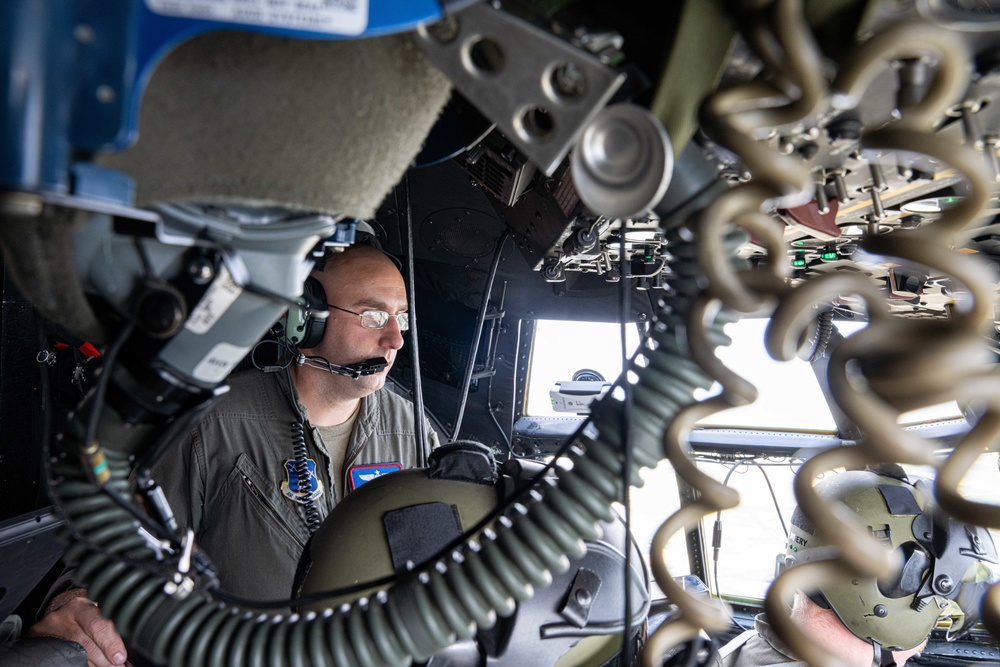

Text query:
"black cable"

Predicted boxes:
[[249, 337, 296, 373], [808, 309, 835, 362], [619, 229, 636, 667], [401, 174, 429, 466], [290, 421, 322, 534], [757, 464, 787, 537], [283, 365, 322, 535], [712, 463, 742, 603], [486, 376, 512, 450], [83, 322, 133, 446], [35, 317, 55, 509], [97, 485, 176, 543]]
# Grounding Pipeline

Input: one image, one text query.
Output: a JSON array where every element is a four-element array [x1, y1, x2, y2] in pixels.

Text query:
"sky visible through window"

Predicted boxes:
[[527, 317, 961, 428], [529, 317, 973, 601], [528, 316, 843, 428], [527, 319, 834, 432]]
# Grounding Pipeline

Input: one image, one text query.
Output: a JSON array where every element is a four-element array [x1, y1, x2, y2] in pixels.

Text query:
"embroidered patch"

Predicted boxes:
[[349, 463, 402, 490], [281, 458, 324, 504]]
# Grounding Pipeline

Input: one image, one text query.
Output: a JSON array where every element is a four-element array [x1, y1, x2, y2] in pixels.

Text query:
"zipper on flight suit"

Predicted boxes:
[[240, 472, 304, 547]]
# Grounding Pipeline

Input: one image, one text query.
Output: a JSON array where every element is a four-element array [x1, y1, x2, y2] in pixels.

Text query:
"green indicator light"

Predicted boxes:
[[792, 258, 807, 267], [820, 251, 838, 260]]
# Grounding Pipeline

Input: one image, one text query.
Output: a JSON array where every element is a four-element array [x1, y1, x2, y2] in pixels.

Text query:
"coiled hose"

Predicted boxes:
[[642, 0, 821, 662], [49, 204, 731, 666], [48, 3, 1000, 666], [640, 2, 1000, 663], [737, 13, 1000, 667]]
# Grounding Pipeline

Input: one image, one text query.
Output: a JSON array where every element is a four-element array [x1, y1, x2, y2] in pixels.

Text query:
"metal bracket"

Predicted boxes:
[[416, 2, 625, 176], [559, 567, 602, 627]]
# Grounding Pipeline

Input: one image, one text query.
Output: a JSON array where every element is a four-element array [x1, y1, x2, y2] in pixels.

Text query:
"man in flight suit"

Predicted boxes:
[[29, 242, 439, 666]]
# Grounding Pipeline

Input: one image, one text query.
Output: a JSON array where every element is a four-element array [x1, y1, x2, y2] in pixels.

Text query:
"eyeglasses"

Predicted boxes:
[[327, 304, 409, 332]]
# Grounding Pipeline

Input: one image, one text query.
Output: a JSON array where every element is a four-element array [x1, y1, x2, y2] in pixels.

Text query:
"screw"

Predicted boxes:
[[814, 169, 829, 214], [188, 259, 215, 285], [868, 162, 888, 192]]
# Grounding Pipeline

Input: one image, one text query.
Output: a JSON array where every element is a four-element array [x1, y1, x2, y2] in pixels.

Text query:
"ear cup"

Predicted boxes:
[[281, 276, 328, 349]]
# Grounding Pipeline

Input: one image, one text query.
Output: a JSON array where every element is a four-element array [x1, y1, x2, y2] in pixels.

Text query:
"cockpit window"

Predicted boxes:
[[526, 319, 641, 417], [528, 316, 844, 428], [528, 317, 962, 427], [530, 316, 978, 604]]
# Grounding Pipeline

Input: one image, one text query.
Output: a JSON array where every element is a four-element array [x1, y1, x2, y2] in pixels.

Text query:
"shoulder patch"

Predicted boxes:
[[349, 462, 403, 491], [281, 458, 324, 504]]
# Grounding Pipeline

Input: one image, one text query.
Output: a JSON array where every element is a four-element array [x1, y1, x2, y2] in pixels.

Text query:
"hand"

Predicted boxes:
[[27, 591, 129, 667]]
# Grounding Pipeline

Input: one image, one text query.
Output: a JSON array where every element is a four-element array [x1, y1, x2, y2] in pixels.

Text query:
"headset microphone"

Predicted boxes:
[[346, 357, 389, 376], [294, 354, 388, 379]]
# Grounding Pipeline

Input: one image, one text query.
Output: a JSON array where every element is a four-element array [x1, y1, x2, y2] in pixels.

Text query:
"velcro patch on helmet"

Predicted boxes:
[[877, 484, 922, 516]]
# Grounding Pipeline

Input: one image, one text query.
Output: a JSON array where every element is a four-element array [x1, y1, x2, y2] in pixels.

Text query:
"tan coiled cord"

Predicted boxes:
[[43, 2, 999, 665], [641, 2, 1000, 666], [767, 20, 1000, 665], [642, 0, 824, 663]]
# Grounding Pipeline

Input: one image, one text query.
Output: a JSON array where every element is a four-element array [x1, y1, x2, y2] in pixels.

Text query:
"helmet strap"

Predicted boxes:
[[806, 591, 831, 609], [871, 641, 897, 667]]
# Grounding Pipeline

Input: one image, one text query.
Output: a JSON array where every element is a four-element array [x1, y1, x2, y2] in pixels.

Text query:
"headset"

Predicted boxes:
[[280, 221, 391, 350], [280, 275, 329, 350]]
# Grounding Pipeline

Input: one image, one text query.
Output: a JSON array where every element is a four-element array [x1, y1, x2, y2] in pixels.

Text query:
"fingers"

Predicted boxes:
[[78, 601, 128, 666], [28, 597, 128, 667]]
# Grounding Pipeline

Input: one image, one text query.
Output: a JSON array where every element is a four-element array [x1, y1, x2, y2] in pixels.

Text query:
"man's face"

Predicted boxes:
[[304, 247, 407, 398]]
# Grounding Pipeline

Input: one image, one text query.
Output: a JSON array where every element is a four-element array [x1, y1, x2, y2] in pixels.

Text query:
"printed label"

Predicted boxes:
[[192, 342, 249, 382], [145, 0, 368, 36], [186, 266, 242, 335]]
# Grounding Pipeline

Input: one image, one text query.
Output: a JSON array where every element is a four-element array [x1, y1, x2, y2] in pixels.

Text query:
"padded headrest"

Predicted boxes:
[[98, 29, 452, 218]]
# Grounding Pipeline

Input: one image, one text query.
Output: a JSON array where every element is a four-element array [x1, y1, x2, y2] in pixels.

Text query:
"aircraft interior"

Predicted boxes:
[[2, 0, 1000, 666]]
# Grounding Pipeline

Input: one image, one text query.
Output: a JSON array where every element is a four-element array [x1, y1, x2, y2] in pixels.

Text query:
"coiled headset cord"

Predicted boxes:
[[286, 366, 322, 535]]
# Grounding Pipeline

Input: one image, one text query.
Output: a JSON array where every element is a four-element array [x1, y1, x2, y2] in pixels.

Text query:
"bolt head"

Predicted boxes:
[[935, 575, 954, 593]]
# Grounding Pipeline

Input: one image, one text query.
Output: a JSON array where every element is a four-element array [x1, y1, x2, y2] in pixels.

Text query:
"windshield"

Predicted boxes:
[[527, 317, 987, 603]]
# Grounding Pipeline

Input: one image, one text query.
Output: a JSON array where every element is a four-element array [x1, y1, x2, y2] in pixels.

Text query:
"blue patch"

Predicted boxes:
[[281, 458, 324, 504], [349, 462, 402, 490]]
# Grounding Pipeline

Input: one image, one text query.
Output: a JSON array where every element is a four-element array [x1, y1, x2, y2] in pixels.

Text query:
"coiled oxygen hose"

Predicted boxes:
[[49, 211, 728, 666], [51, 5, 1000, 666]]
